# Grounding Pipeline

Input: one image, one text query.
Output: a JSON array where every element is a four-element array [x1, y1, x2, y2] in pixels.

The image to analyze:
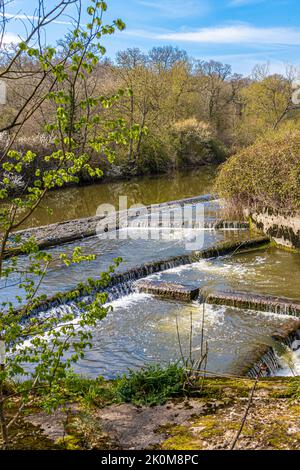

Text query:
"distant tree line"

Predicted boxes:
[[1, 41, 300, 183]]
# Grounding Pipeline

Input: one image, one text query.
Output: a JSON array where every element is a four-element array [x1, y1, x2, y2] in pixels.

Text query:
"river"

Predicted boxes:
[[22, 166, 217, 228], [3, 165, 300, 378]]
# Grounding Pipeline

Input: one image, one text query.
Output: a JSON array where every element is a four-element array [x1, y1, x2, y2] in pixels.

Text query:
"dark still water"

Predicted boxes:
[[23, 166, 217, 228]]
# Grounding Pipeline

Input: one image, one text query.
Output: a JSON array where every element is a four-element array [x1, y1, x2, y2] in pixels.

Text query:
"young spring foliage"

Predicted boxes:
[[0, 0, 137, 448]]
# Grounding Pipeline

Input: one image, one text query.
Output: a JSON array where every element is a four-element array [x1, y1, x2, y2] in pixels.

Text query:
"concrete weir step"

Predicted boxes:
[[17, 236, 271, 317], [203, 290, 300, 316], [134, 280, 200, 301], [134, 280, 300, 318], [4, 194, 216, 259]]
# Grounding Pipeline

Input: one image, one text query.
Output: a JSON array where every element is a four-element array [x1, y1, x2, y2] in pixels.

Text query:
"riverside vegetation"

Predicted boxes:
[[2, 11, 300, 186], [0, 0, 300, 451], [0, 0, 132, 450], [215, 128, 300, 219], [4, 369, 300, 450]]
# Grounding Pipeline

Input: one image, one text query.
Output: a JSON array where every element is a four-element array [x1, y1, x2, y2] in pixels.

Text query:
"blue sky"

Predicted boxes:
[[4, 0, 300, 75]]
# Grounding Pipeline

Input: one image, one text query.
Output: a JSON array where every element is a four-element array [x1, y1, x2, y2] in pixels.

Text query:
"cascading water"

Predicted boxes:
[[248, 349, 281, 378], [6, 192, 300, 379], [65, 297, 300, 379]]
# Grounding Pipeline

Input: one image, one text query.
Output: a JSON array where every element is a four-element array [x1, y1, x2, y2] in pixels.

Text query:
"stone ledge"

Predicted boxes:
[[134, 280, 200, 301], [247, 210, 300, 250], [203, 289, 300, 316], [18, 236, 270, 317]]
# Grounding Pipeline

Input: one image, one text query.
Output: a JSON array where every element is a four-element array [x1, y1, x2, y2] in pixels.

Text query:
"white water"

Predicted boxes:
[[276, 348, 300, 376], [6, 193, 300, 378]]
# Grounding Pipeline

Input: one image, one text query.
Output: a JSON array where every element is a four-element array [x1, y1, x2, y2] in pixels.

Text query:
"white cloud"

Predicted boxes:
[[151, 24, 300, 45], [228, 0, 267, 6], [135, 0, 210, 18], [1, 32, 19, 45], [4, 12, 74, 26]]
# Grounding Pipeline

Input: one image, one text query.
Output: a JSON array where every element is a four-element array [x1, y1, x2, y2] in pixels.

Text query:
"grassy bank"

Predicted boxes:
[[2, 365, 300, 450]]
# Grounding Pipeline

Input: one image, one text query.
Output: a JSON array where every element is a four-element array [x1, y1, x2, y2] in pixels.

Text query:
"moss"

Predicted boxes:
[[265, 377, 300, 398], [65, 411, 117, 450], [287, 404, 300, 414], [0, 415, 63, 450], [266, 424, 298, 450], [193, 415, 224, 439], [159, 414, 254, 450], [194, 414, 251, 439], [198, 378, 253, 399], [273, 242, 300, 254], [160, 425, 203, 451], [161, 434, 202, 451], [55, 435, 82, 450]]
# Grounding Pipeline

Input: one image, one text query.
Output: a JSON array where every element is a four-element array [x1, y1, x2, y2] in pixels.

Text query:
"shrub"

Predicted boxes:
[[173, 118, 227, 167], [138, 133, 174, 174], [114, 364, 186, 406], [214, 128, 300, 215]]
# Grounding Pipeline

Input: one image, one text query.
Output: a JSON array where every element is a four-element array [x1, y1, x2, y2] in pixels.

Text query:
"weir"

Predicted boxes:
[[133, 281, 300, 377], [134, 280, 200, 301], [247, 328, 300, 378], [5, 194, 223, 259], [134, 284, 300, 316], [248, 347, 281, 378], [20, 236, 270, 317], [203, 290, 300, 317], [12, 227, 300, 379]]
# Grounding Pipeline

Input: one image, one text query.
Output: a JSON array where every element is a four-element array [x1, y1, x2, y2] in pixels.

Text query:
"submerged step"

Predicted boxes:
[[197, 236, 270, 258], [204, 289, 300, 316], [134, 280, 200, 301]]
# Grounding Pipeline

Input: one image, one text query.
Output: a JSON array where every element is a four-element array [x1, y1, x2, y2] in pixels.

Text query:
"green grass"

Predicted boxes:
[[114, 364, 187, 406], [19, 364, 189, 409], [286, 378, 300, 399]]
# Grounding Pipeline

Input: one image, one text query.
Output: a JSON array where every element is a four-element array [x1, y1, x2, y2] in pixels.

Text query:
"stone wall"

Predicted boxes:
[[247, 210, 300, 250]]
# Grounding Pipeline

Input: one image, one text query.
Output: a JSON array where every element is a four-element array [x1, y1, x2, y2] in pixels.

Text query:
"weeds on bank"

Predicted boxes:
[[287, 378, 300, 399], [114, 364, 187, 406], [17, 364, 193, 410]]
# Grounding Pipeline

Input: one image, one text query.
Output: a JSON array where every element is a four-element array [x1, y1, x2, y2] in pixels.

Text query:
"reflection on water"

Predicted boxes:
[[20, 166, 217, 228], [224, 249, 300, 299], [73, 295, 299, 379]]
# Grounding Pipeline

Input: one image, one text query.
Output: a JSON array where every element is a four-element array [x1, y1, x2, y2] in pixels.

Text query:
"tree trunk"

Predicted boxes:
[[0, 366, 9, 450]]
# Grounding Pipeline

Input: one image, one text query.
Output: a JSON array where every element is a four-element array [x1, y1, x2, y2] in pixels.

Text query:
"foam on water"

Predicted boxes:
[[149, 258, 249, 279], [71, 297, 300, 379], [276, 348, 300, 376], [107, 292, 152, 310]]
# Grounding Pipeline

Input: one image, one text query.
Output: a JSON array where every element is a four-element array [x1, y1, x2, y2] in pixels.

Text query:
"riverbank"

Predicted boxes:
[[214, 129, 300, 250], [5, 375, 300, 450]]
